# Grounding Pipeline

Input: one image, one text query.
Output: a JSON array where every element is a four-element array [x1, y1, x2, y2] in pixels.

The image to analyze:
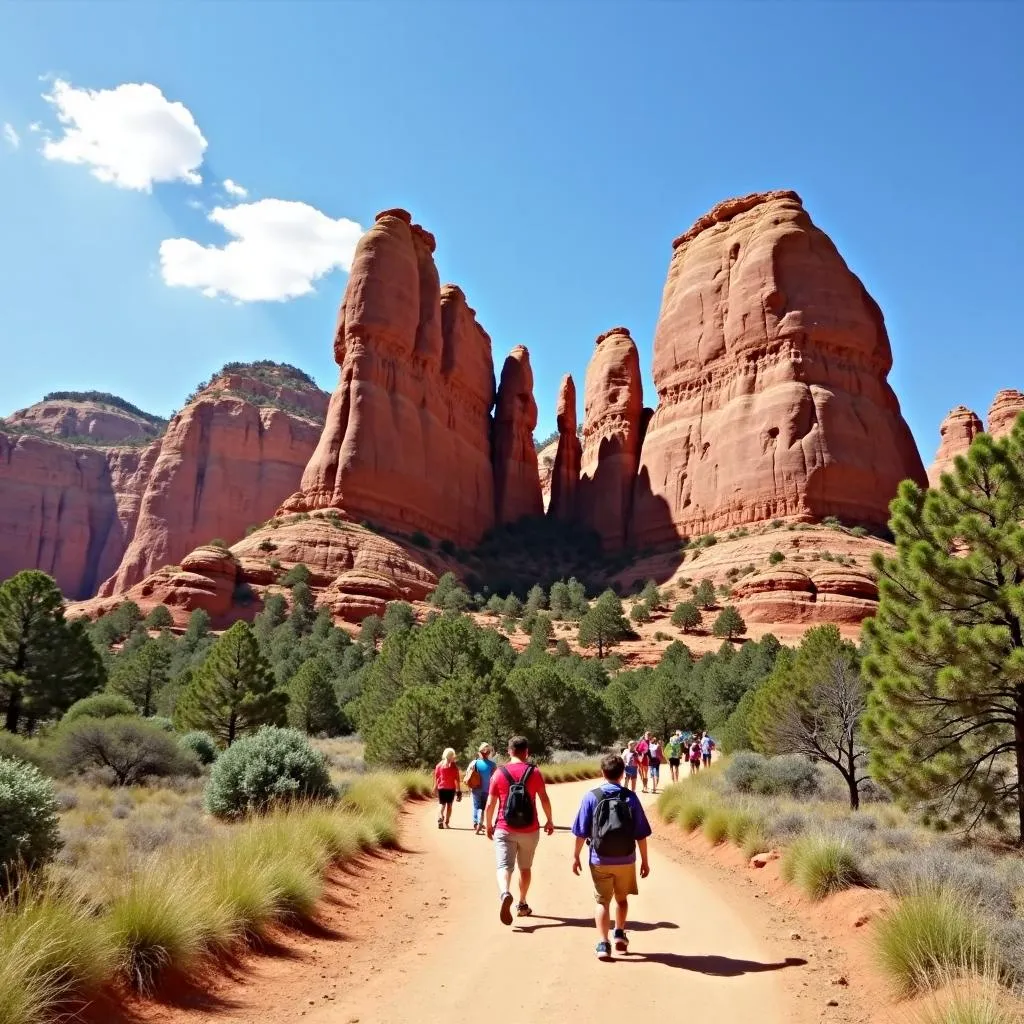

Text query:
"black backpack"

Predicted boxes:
[[501, 764, 536, 829], [590, 786, 636, 858]]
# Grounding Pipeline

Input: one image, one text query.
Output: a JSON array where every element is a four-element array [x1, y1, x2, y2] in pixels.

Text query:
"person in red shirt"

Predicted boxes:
[[635, 731, 652, 793], [432, 747, 461, 829], [485, 735, 555, 925]]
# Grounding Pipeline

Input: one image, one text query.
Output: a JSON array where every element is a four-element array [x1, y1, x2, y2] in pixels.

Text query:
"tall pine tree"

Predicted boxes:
[[864, 417, 1024, 842], [175, 621, 286, 745]]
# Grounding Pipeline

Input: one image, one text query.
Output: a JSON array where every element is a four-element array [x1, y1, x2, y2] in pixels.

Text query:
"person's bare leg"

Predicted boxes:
[[518, 867, 532, 904], [496, 867, 512, 896], [615, 898, 628, 931], [595, 901, 611, 943], [444, 803, 453, 826]]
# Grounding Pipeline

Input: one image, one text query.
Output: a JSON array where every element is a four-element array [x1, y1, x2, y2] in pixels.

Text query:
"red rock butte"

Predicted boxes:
[[629, 189, 926, 546]]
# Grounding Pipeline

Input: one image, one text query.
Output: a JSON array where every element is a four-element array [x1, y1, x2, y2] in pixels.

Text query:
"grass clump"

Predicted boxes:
[[537, 761, 600, 784], [781, 833, 866, 900], [874, 893, 991, 997], [702, 808, 731, 845]]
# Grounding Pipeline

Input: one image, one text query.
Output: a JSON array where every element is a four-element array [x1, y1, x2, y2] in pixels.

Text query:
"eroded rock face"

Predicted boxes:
[[631, 190, 926, 547], [731, 564, 879, 625], [3, 399, 164, 443], [298, 210, 498, 546], [988, 389, 1024, 438], [99, 390, 326, 596], [578, 328, 644, 548], [492, 345, 544, 524], [548, 375, 581, 522], [928, 405, 983, 486]]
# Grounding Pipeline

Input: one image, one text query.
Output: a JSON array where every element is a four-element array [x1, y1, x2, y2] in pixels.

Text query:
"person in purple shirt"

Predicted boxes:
[[571, 752, 652, 959]]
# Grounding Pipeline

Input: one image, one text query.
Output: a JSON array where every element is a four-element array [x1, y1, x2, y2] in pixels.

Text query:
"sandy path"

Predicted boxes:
[[311, 779, 805, 1023], [136, 779, 817, 1024]]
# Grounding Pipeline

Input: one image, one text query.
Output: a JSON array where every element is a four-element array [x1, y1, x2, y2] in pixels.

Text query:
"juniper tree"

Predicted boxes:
[[864, 419, 1024, 842], [671, 601, 702, 633], [712, 606, 746, 640], [692, 580, 716, 610], [108, 634, 174, 717], [578, 590, 629, 658]]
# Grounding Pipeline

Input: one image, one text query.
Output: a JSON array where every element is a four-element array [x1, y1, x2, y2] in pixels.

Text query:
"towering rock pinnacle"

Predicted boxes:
[[988, 389, 1024, 438], [928, 405, 983, 486], [492, 345, 544, 524], [548, 374, 581, 521], [578, 327, 643, 549], [631, 190, 926, 545], [295, 209, 497, 546]]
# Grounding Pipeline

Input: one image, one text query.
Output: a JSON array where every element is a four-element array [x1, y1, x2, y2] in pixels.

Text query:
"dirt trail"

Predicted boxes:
[[141, 778, 830, 1024]]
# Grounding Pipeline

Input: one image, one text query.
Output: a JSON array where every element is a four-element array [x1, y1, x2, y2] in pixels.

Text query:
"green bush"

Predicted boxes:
[[143, 605, 173, 629], [179, 731, 219, 766], [0, 758, 62, 876], [781, 834, 865, 900], [0, 732, 51, 772], [205, 727, 337, 819], [768, 550, 785, 565], [874, 893, 991, 997], [62, 693, 136, 724], [725, 751, 820, 798], [55, 717, 200, 785], [410, 530, 431, 549]]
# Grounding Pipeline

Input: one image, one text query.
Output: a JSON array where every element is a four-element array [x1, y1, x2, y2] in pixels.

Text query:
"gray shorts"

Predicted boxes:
[[493, 829, 540, 872]]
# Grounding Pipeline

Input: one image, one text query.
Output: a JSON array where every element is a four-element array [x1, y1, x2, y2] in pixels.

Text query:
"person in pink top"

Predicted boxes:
[[485, 735, 555, 925], [432, 747, 461, 829]]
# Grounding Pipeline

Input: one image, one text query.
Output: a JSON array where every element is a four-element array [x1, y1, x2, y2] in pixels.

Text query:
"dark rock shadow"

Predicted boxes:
[[618, 953, 808, 975]]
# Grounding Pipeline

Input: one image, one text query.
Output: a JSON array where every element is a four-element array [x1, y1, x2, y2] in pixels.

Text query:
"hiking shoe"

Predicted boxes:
[[437, 817, 444, 829], [613, 928, 629, 952], [516, 902, 532, 917], [595, 940, 612, 960], [499, 892, 514, 926]]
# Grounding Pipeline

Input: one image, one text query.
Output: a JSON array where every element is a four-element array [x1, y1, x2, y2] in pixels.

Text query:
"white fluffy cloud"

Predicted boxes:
[[2, 123, 19, 149], [159, 199, 363, 302], [41, 79, 207, 191], [223, 178, 247, 198]]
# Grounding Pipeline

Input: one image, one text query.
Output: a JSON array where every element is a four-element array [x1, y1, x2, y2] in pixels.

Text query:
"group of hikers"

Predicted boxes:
[[431, 728, 714, 959]]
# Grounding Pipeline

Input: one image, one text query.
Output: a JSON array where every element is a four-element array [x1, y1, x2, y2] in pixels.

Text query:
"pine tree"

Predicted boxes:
[[363, 684, 463, 768], [629, 602, 651, 625], [143, 605, 174, 630], [712, 606, 746, 640], [864, 419, 1024, 841], [286, 657, 346, 735], [640, 579, 662, 610], [578, 590, 629, 658], [525, 584, 547, 614], [671, 601, 702, 632], [548, 580, 570, 619], [0, 571, 105, 732], [692, 580, 716, 610], [175, 621, 286, 745], [382, 601, 416, 635], [290, 582, 316, 635], [108, 635, 173, 717]]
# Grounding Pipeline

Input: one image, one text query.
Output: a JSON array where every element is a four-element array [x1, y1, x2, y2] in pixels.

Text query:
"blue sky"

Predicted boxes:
[[0, 2, 1021, 460]]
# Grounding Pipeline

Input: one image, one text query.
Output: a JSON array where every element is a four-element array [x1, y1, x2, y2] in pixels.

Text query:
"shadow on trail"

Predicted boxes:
[[618, 953, 808, 976], [514, 916, 679, 934]]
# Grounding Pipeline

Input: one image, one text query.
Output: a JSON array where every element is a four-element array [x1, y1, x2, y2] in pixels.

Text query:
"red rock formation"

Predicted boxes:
[[578, 328, 643, 548], [493, 345, 543, 524], [927, 405, 983, 486], [296, 210, 497, 545], [632, 190, 926, 546], [988, 389, 1024, 438], [731, 564, 878, 625], [537, 440, 558, 511], [100, 391, 326, 596], [548, 375, 581, 522], [3, 397, 164, 443]]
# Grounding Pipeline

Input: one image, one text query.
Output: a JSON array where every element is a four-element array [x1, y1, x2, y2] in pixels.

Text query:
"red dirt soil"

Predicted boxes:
[[109, 780, 892, 1024]]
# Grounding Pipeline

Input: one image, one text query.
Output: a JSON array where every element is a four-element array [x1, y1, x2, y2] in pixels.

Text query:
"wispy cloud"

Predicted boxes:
[[2, 123, 20, 149], [223, 178, 247, 198]]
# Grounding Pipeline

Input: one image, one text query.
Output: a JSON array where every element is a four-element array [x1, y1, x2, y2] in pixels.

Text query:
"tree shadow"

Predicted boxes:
[[618, 953, 808, 975], [515, 915, 679, 934]]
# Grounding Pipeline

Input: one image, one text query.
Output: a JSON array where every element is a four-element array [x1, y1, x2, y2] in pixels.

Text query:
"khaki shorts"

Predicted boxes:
[[590, 862, 638, 906], [494, 829, 540, 872]]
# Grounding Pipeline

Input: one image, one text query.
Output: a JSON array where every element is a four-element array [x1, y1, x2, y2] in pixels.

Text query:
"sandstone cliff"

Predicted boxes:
[[987, 389, 1024, 439], [0, 365, 328, 599], [577, 328, 644, 548], [630, 190, 926, 547], [294, 210, 499, 546], [493, 345, 544, 524], [548, 375, 581, 521], [3, 392, 166, 444], [927, 405, 983, 486]]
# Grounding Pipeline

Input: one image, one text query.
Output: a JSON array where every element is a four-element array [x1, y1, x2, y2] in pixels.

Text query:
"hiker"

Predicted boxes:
[[465, 742, 497, 835], [621, 740, 639, 792], [648, 736, 663, 794], [571, 752, 652, 960], [635, 731, 652, 793], [485, 735, 555, 925], [701, 732, 715, 768], [665, 730, 684, 783], [433, 747, 461, 828], [688, 739, 701, 775]]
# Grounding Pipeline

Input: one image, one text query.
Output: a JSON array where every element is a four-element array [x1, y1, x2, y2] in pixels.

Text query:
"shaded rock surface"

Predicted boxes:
[[631, 190, 926, 547], [492, 345, 544, 525]]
